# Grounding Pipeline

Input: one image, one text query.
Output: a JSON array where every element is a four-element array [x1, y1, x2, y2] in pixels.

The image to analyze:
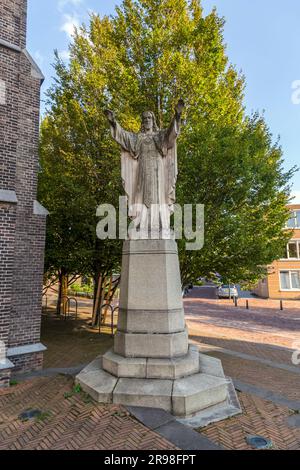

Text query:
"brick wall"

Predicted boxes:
[[0, 204, 16, 344], [0, 0, 47, 378], [267, 226, 300, 299], [0, 370, 11, 388], [0, 0, 27, 49], [9, 351, 43, 373], [267, 260, 300, 300]]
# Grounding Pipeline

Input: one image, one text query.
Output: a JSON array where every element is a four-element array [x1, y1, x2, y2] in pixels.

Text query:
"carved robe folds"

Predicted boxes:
[[110, 118, 179, 238]]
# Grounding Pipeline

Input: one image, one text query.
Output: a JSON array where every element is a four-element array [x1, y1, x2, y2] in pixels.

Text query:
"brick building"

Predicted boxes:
[[253, 204, 300, 300], [0, 0, 48, 386]]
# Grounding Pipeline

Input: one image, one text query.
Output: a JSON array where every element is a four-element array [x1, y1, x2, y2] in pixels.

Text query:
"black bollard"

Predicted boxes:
[[246, 300, 249, 310], [280, 300, 283, 311]]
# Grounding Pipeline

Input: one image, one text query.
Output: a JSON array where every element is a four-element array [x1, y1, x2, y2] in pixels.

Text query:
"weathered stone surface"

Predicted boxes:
[[76, 368, 118, 403], [114, 329, 189, 358], [107, 102, 183, 237], [119, 240, 183, 312], [118, 308, 185, 334], [146, 345, 199, 379], [113, 378, 173, 411], [172, 373, 228, 417], [79, 356, 103, 374], [177, 379, 242, 428], [198, 352, 226, 378], [75, 356, 240, 425], [102, 349, 147, 378]]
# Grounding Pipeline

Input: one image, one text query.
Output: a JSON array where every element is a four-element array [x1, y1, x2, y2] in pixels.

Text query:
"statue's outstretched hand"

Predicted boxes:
[[104, 109, 116, 125], [175, 99, 185, 118]]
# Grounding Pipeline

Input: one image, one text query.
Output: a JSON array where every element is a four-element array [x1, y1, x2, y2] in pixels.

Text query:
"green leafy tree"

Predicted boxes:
[[39, 0, 297, 301]]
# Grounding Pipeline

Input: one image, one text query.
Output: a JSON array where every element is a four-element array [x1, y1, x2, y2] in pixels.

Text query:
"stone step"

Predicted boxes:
[[102, 344, 200, 379], [172, 373, 228, 417], [76, 355, 229, 419], [113, 373, 228, 417]]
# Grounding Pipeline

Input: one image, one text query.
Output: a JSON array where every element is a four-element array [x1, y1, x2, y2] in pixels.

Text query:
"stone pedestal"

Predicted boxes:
[[76, 240, 241, 427]]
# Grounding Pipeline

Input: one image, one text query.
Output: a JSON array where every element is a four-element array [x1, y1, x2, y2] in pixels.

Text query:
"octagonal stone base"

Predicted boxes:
[[103, 344, 200, 379], [75, 347, 242, 426]]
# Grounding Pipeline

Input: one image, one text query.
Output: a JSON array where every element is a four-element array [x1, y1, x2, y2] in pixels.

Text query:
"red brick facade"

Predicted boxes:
[[0, 0, 47, 386]]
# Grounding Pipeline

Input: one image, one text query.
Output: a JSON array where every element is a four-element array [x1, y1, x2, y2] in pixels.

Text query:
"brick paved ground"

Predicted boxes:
[[1, 375, 298, 451], [201, 392, 300, 450], [41, 315, 114, 369], [209, 353, 300, 401], [0, 375, 177, 450], [184, 292, 300, 401], [1, 291, 297, 450]]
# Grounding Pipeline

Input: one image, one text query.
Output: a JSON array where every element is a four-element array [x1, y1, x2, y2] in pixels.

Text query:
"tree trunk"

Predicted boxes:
[[102, 274, 113, 324], [56, 271, 63, 315], [62, 274, 68, 316], [92, 273, 102, 326], [56, 269, 68, 316]]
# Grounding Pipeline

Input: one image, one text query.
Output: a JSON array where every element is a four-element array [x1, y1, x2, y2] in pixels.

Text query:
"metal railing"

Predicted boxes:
[[98, 303, 119, 337], [42, 294, 78, 320], [61, 296, 78, 320]]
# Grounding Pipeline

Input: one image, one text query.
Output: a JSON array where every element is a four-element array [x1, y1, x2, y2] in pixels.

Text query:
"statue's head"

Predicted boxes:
[[141, 111, 159, 133]]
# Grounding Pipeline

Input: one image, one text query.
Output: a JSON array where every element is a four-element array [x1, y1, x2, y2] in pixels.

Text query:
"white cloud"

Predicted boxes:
[[60, 13, 80, 39], [58, 49, 71, 61], [58, 0, 83, 12], [291, 190, 300, 204]]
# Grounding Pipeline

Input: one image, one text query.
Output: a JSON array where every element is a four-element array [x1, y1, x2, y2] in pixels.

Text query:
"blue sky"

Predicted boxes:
[[27, 0, 300, 200]]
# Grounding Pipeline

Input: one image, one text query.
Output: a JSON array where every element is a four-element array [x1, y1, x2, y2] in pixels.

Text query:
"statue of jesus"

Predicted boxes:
[[105, 100, 184, 239]]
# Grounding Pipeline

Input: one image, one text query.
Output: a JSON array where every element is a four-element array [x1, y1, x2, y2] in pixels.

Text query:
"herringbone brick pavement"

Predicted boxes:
[[208, 353, 300, 401], [201, 392, 300, 450], [41, 316, 114, 369], [0, 376, 177, 450]]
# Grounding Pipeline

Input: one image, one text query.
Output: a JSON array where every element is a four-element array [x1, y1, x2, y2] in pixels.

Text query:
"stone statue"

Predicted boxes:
[[105, 100, 184, 238]]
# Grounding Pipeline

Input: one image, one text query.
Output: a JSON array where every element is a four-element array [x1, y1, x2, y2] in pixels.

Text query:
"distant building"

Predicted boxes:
[[0, 0, 48, 386], [253, 204, 300, 299]]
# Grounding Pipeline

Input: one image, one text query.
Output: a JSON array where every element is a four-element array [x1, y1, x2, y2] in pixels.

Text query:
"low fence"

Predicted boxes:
[[42, 294, 118, 336]]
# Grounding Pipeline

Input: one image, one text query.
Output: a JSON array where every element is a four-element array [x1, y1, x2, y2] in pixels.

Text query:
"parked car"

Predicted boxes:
[[217, 284, 239, 299], [182, 283, 193, 297]]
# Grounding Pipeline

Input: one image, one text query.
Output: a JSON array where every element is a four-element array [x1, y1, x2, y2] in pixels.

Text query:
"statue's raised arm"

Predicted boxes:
[[104, 109, 116, 128], [104, 109, 138, 158], [164, 99, 185, 150]]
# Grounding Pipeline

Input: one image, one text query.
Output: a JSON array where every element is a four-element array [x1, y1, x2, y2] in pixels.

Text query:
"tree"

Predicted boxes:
[[39, 0, 297, 298]]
